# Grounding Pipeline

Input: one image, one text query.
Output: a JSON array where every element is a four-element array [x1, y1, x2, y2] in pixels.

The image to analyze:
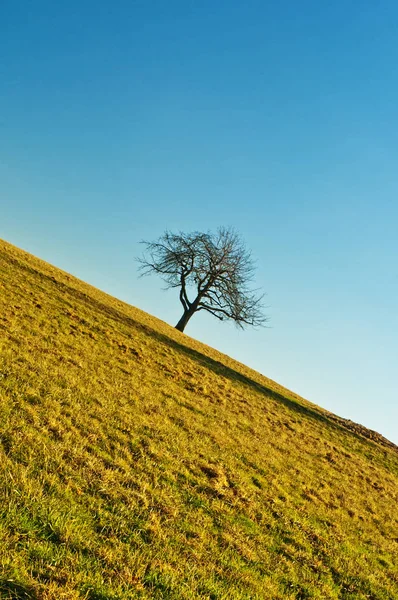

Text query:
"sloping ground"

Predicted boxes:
[[0, 238, 397, 600]]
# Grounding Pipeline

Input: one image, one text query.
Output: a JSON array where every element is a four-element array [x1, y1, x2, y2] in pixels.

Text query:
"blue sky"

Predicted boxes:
[[1, 1, 397, 443]]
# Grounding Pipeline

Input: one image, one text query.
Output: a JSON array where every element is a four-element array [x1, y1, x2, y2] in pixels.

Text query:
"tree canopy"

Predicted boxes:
[[138, 227, 267, 332]]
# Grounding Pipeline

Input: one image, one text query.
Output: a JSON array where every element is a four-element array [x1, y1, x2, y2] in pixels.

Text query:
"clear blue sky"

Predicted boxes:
[[1, 1, 397, 443]]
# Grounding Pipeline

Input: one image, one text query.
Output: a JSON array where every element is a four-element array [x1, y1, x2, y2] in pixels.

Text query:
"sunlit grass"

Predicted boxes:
[[0, 238, 397, 599]]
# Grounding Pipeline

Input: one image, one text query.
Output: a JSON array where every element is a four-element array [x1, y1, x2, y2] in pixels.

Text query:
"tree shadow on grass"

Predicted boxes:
[[0, 579, 37, 600], [12, 256, 397, 453]]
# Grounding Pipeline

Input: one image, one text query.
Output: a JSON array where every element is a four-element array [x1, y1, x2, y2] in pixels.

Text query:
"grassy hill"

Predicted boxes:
[[0, 238, 397, 600]]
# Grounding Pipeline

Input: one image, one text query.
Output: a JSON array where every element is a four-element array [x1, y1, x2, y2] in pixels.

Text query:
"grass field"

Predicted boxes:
[[0, 238, 397, 599]]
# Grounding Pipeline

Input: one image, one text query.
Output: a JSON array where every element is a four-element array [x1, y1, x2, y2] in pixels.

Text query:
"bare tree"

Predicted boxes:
[[138, 227, 267, 333]]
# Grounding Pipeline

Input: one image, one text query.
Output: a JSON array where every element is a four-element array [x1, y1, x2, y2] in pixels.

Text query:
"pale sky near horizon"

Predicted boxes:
[[1, 1, 397, 444]]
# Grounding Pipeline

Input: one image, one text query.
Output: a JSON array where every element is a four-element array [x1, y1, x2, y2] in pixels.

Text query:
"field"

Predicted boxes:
[[0, 238, 397, 599]]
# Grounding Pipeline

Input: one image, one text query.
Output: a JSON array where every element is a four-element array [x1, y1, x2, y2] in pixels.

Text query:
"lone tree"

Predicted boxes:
[[138, 227, 267, 333]]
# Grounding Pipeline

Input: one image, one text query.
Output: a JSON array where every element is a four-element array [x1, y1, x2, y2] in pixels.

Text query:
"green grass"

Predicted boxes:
[[0, 238, 397, 599]]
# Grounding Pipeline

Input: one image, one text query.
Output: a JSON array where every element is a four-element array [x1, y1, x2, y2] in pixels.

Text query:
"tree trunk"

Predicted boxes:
[[175, 309, 194, 332]]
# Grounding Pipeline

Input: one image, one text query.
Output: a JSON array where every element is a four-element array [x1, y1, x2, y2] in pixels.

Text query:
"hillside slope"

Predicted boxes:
[[0, 238, 397, 600]]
